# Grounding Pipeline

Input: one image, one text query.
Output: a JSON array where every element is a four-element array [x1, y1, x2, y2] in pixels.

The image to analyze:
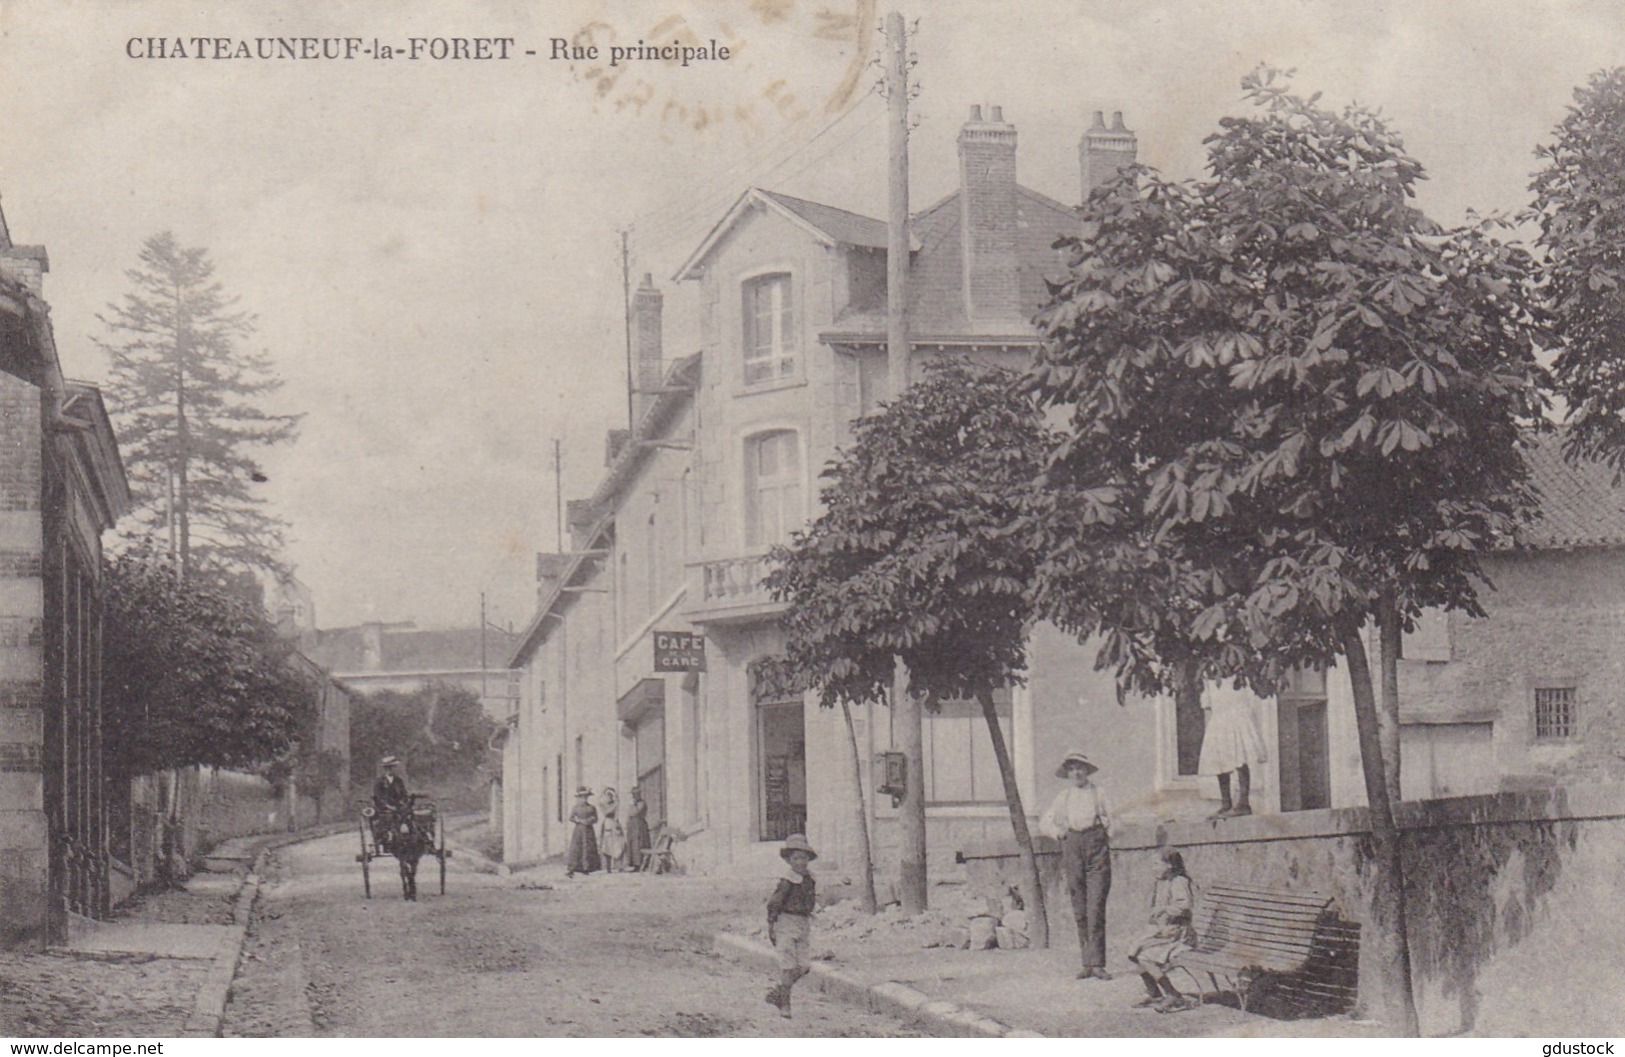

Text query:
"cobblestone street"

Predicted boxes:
[[220, 831, 927, 1037]]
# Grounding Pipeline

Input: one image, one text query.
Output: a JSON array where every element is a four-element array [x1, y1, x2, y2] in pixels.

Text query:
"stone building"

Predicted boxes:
[[0, 200, 130, 946], [309, 621, 518, 720], [501, 106, 1141, 872], [502, 101, 1625, 902]]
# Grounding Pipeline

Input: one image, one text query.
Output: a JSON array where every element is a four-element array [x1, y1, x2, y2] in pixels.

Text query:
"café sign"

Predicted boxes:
[[653, 630, 706, 672]]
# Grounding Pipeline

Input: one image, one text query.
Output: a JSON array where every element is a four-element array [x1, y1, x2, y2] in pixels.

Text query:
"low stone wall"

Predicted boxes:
[[960, 783, 1625, 1036]]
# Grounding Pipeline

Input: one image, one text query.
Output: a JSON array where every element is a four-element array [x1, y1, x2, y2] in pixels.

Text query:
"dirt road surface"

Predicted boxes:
[[221, 830, 927, 1038]]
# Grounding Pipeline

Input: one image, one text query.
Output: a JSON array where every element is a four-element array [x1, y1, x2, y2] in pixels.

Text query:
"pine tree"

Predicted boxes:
[[96, 232, 299, 578]]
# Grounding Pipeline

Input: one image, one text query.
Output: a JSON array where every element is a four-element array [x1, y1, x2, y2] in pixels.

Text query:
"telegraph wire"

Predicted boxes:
[[628, 93, 884, 251]]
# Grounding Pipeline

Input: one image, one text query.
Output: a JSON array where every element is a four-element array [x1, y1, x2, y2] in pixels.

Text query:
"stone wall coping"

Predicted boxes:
[[957, 782, 1625, 859]]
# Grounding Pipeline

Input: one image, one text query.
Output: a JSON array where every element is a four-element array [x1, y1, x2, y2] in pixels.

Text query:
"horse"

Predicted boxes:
[[379, 804, 435, 901]]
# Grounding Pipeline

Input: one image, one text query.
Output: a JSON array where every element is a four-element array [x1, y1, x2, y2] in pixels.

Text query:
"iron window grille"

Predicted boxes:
[[1534, 686, 1576, 740]]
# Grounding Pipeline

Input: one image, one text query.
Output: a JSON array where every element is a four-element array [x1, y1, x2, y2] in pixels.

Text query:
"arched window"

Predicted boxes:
[[742, 273, 797, 385], [745, 430, 802, 548]]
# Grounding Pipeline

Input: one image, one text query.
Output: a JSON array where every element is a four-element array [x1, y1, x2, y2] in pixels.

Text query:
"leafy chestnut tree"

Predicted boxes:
[[1531, 67, 1625, 473], [103, 552, 319, 778], [766, 360, 1054, 947], [1027, 69, 1547, 1032]]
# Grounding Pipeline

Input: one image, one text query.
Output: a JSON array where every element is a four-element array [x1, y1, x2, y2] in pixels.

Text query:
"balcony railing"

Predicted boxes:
[[685, 554, 784, 623]]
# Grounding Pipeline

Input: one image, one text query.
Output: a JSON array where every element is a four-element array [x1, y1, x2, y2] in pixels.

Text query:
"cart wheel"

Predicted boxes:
[[437, 816, 447, 894], [359, 817, 373, 899]]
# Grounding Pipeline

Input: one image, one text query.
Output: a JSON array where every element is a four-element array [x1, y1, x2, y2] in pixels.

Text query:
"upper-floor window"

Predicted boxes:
[[745, 430, 803, 548], [1401, 608, 1451, 662], [743, 273, 797, 385]]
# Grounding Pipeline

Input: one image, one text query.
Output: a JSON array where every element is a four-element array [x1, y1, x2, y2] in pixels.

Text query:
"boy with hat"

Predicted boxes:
[[764, 833, 818, 1018], [1041, 751, 1114, 980]]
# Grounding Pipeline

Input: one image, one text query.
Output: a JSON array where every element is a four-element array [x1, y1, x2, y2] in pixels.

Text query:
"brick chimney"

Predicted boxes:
[[632, 274, 664, 424], [360, 623, 385, 672], [0, 197, 46, 298], [1079, 110, 1137, 202], [0, 245, 48, 297], [535, 552, 572, 600], [958, 104, 1022, 327], [566, 499, 602, 551]]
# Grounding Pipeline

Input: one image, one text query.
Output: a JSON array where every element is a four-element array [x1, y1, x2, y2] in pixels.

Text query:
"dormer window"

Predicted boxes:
[[743, 273, 796, 385]]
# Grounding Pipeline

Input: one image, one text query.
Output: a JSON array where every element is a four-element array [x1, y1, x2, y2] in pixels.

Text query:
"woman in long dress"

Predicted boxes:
[[624, 785, 652, 871], [565, 787, 601, 877], [599, 786, 626, 872]]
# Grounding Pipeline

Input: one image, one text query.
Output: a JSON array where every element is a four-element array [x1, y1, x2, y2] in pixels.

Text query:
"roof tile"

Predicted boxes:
[[1518, 432, 1625, 550]]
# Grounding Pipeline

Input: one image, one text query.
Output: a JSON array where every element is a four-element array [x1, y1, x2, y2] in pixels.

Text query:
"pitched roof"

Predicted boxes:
[[674, 187, 916, 281], [381, 627, 514, 671], [510, 352, 701, 669], [759, 190, 889, 249], [309, 624, 517, 675], [826, 185, 1077, 339], [1517, 432, 1625, 550]]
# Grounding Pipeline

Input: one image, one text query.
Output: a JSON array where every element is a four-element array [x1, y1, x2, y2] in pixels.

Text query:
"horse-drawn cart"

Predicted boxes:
[[358, 793, 451, 900]]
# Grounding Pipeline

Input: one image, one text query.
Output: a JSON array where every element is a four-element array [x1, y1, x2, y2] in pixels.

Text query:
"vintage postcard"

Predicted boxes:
[[1, 0, 1622, 1044]]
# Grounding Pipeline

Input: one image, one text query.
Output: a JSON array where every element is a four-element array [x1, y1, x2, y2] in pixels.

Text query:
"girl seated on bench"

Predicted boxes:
[[1127, 846, 1198, 1013]]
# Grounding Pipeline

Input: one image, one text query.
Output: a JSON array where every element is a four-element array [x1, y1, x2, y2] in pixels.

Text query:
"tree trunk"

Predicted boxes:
[[896, 661, 927, 911], [841, 700, 878, 914], [1340, 625, 1420, 1035], [174, 295, 191, 580], [1375, 590, 1404, 804], [976, 688, 1049, 949]]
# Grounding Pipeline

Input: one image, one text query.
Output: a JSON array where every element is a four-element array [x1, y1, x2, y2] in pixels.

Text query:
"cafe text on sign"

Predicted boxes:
[[653, 631, 706, 672]]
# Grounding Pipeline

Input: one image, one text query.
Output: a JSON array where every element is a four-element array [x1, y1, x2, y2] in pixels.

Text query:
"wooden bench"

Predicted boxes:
[[1170, 882, 1335, 1013]]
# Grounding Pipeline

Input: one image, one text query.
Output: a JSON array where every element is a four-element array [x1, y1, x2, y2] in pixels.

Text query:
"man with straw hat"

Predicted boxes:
[[370, 755, 409, 847], [1041, 751, 1114, 980], [764, 833, 818, 1018]]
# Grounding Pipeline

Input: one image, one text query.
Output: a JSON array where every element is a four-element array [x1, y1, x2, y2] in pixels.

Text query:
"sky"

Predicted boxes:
[[2, 0, 1622, 632]]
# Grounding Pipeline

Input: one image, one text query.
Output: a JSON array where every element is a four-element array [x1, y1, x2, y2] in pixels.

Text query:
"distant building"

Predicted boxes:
[[308, 621, 518, 719], [502, 105, 1128, 872], [0, 199, 131, 946]]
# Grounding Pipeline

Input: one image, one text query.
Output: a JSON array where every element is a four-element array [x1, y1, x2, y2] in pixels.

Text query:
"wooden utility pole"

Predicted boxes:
[[885, 8, 927, 913], [621, 230, 635, 429], [554, 438, 565, 550]]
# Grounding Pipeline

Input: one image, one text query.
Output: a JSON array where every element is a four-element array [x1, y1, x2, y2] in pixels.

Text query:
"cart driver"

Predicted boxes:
[[371, 755, 410, 845]]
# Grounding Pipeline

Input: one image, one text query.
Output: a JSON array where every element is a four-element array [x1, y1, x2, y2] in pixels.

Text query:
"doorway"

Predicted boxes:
[[757, 700, 806, 841]]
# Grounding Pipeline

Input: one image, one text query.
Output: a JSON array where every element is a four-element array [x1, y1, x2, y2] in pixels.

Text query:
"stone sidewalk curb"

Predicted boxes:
[[441, 833, 498, 875], [182, 824, 348, 1036], [711, 931, 1044, 1038]]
